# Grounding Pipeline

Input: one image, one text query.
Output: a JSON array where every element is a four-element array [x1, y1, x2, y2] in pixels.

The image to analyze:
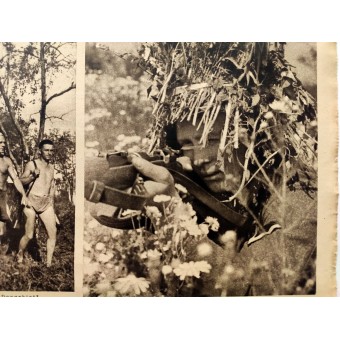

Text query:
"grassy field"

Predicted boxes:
[[0, 197, 74, 292]]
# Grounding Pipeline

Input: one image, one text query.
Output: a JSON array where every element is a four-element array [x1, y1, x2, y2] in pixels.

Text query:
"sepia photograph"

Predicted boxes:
[[0, 42, 76, 292], [84, 42, 322, 296]]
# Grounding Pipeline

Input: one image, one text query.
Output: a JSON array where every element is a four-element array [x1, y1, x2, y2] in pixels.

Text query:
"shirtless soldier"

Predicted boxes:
[[0, 132, 31, 245], [18, 139, 57, 267]]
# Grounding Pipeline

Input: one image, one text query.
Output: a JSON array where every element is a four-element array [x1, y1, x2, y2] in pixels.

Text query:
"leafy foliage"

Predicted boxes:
[[134, 43, 317, 198], [0, 42, 76, 166], [0, 43, 76, 291]]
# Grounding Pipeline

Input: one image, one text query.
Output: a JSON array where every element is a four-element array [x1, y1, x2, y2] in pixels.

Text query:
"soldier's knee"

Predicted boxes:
[[47, 225, 57, 240], [24, 208, 36, 222]]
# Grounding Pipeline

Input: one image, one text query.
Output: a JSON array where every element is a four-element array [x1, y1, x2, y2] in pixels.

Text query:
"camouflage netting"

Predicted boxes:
[[133, 42, 317, 198]]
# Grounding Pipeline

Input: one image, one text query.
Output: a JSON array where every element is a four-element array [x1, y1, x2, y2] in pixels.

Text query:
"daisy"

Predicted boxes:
[[145, 206, 162, 219], [174, 261, 211, 280], [114, 274, 150, 295], [153, 194, 171, 203], [175, 183, 188, 194], [161, 265, 173, 276]]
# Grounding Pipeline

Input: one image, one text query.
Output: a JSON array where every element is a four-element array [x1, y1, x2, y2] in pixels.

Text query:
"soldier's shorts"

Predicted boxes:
[[28, 194, 53, 214]]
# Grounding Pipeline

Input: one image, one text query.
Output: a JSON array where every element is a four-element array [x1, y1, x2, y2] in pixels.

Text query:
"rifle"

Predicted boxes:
[[85, 150, 250, 231]]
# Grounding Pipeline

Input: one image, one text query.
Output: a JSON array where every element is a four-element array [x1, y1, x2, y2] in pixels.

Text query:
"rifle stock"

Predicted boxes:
[[85, 151, 250, 230]]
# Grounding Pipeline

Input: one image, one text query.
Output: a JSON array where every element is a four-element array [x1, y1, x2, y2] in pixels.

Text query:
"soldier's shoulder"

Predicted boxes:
[[3, 156, 13, 165]]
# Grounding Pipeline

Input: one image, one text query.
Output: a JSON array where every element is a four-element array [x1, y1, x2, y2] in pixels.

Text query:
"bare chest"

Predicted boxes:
[[32, 163, 54, 192], [0, 158, 8, 177]]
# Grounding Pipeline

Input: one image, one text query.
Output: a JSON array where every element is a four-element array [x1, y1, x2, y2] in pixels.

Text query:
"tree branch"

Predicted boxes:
[[46, 43, 73, 62], [46, 82, 76, 106], [0, 77, 29, 156], [46, 109, 74, 121], [0, 122, 20, 171]]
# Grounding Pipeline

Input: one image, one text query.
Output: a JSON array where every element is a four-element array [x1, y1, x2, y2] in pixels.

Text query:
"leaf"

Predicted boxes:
[[143, 47, 151, 60], [248, 70, 258, 85], [251, 94, 260, 107], [225, 57, 243, 69]]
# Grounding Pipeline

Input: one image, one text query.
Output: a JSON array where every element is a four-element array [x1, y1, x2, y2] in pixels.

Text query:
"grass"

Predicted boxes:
[[0, 197, 74, 292]]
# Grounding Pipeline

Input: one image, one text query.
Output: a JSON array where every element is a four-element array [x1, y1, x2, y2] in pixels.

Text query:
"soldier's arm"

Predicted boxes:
[[19, 161, 36, 185], [6, 158, 31, 206], [50, 178, 56, 196]]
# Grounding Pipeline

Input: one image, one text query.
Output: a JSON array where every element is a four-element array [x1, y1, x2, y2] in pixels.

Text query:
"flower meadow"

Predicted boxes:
[[84, 190, 225, 296], [83, 190, 316, 297]]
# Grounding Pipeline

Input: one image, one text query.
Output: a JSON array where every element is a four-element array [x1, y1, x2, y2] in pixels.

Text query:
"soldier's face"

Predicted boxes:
[[176, 114, 244, 194], [0, 135, 6, 156], [40, 144, 54, 162]]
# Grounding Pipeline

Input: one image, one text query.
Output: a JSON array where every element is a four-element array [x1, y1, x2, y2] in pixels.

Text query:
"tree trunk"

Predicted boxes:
[[0, 78, 29, 163], [38, 42, 47, 145], [0, 122, 20, 172]]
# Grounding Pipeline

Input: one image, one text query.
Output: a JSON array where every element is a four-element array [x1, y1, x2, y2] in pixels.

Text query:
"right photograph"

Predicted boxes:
[[84, 42, 319, 296]]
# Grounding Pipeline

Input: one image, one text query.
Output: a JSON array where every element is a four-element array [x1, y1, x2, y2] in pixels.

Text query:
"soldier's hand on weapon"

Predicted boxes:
[[32, 168, 40, 178], [21, 195, 32, 208], [129, 154, 180, 204]]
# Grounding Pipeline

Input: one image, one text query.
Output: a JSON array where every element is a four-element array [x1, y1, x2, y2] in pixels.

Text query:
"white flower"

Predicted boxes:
[[179, 214, 190, 221], [98, 253, 112, 263], [153, 194, 171, 203], [174, 262, 199, 280], [197, 242, 213, 257], [111, 229, 123, 238], [121, 209, 141, 217], [187, 226, 201, 237], [88, 219, 99, 229], [195, 261, 212, 274], [161, 265, 173, 276], [95, 280, 112, 295], [220, 230, 237, 244], [175, 183, 188, 194], [95, 242, 105, 251], [306, 279, 315, 288], [114, 274, 150, 295], [184, 203, 196, 217], [147, 249, 162, 260], [181, 218, 202, 236], [173, 261, 212, 280], [171, 258, 181, 269], [205, 217, 220, 232], [145, 206, 162, 219], [224, 265, 235, 275]]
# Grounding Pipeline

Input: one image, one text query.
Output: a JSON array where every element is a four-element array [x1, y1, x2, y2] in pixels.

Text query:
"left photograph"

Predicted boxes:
[[0, 42, 76, 292]]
